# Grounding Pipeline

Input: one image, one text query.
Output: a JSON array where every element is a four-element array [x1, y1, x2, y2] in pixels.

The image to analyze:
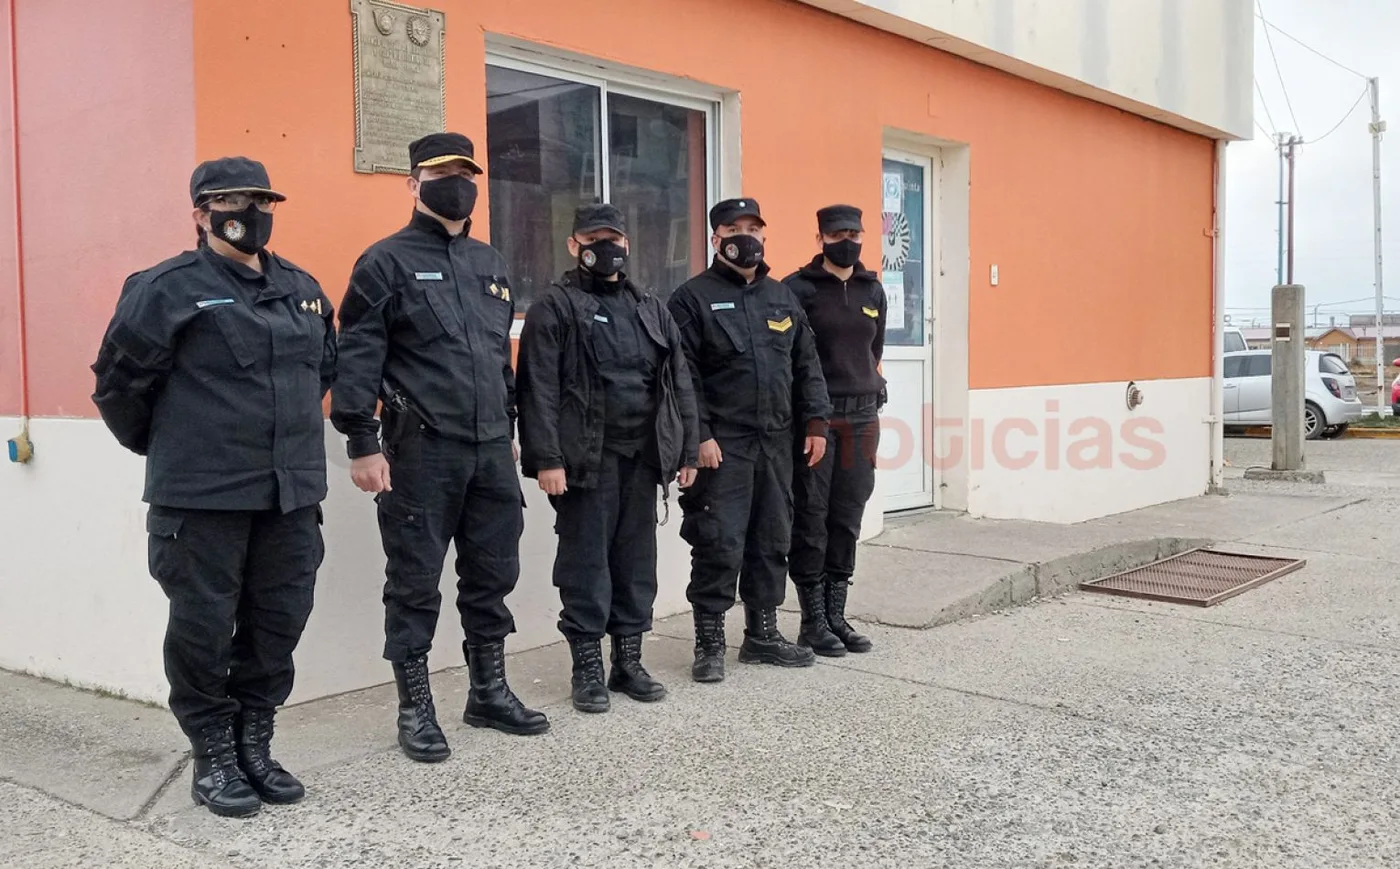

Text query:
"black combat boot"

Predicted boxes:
[[568, 638, 610, 713], [190, 721, 262, 818], [795, 581, 848, 657], [825, 577, 873, 653], [737, 606, 817, 667], [235, 708, 305, 804], [392, 655, 451, 763], [691, 610, 727, 683], [608, 634, 667, 702], [463, 641, 550, 735]]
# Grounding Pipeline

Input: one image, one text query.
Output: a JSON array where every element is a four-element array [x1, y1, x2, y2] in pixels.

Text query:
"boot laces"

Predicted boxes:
[[198, 723, 242, 788], [574, 642, 606, 683], [695, 615, 725, 654]]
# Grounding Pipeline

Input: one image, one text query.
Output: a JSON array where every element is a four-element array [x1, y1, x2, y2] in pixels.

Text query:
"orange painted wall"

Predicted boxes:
[[13, 0, 1212, 420], [1, 0, 194, 418], [0, 4, 17, 417]]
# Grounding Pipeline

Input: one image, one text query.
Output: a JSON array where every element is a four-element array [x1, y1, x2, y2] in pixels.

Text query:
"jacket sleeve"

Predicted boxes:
[[330, 253, 393, 459], [504, 272, 519, 440], [90, 273, 195, 455], [667, 287, 712, 443], [664, 306, 701, 468], [516, 296, 564, 475], [791, 301, 832, 437], [315, 283, 338, 399]]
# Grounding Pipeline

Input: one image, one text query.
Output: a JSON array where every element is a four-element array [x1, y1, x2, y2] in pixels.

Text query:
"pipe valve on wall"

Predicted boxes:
[[8, 423, 33, 463]]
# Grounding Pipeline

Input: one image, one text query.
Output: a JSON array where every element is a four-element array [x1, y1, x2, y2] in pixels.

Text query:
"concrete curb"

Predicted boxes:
[[893, 536, 1213, 629]]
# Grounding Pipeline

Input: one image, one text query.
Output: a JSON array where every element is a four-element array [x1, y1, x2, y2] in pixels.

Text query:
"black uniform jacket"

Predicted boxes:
[[516, 269, 700, 491], [330, 211, 517, 459], [782, 255, 887, 400], [666, 258, 831, 442], [91, 245, 337, 513]]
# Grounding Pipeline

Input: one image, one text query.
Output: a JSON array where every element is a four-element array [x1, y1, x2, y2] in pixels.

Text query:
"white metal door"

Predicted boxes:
[[877, 149, 935, 511]]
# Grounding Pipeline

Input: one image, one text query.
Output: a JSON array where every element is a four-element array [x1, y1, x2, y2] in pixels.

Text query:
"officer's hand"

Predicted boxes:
[[804, 436, 828, 467], [678, 466, 698, 488], [512, 441, 520, 463], [538, 468, 568, 496], [351, 454, 392, 493], [698, 439, 723, 468]]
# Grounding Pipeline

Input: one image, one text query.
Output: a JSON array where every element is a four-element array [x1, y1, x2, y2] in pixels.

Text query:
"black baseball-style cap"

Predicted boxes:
[[409, 131, 484, 174], [817, 204, 864, 233], [189, 156, 286, 206], [573, 202, 627, 236], [709, 197, 766, 230]]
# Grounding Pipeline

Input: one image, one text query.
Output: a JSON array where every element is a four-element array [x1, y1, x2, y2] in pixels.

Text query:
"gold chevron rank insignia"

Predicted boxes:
[[862, 306, 879, 318], [767, 316, 793, 333]]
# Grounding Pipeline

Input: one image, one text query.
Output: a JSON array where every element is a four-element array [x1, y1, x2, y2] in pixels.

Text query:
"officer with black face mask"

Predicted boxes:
[[91, 156, 337, 818], [667, 198, 833, 683], [782, 205, 885, 657], [517, 203, 700, 713], [332, 132, 548, 763]]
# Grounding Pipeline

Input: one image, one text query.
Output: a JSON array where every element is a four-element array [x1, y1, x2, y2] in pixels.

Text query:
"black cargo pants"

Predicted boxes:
[[679, 432, 793, 614], [549, 448, 660, 640], [376, 431, 524, 661], [790, 407, 880, 588], [146, 504, 323, 739]]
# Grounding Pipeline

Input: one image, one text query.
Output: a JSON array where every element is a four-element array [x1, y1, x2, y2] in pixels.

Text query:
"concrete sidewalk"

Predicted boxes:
[[2, 439, 1397, 867]]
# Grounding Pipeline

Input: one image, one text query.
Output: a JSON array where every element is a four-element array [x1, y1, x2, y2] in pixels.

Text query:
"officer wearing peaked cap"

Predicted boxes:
[[331, 131, 549, 763], [782, 204, 885, 657], [517, 202, 700, 713], [91, 156, 337, 818], [666, 197, 833, 683]]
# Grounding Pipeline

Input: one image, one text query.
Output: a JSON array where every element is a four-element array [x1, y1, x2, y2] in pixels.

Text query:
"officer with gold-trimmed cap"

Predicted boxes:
[[92, 155, 336, 817], [332, 131, 549, 763]]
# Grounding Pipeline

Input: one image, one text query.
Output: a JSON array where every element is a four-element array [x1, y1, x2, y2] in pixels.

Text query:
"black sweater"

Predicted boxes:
[[782, 256, 886, 398]]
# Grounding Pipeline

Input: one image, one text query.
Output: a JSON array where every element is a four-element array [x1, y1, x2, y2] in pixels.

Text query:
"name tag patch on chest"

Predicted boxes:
[[414, 272, 444, 281], [767, 316, 793, 333], [594, 313, 609, 323], [862, 306, 880, 319], [710, 302, 736, 311], [196, 298, 236, 309]]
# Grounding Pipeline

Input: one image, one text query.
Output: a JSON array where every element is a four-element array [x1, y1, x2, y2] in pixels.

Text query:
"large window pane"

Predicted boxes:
[[606, 93, 708, 296], [486, 65, 600, 310], [880, 158, 926, 346]]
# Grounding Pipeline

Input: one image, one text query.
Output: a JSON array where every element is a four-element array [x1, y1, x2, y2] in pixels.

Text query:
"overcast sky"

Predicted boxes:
[[1226, 0, 1399, 329]]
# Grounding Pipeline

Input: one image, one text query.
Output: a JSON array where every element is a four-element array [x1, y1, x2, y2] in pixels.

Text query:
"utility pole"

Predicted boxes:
[[1370, 77, 1387, 412], [1285, 135, 1300, 285], [1276, 132, 1288, 286]]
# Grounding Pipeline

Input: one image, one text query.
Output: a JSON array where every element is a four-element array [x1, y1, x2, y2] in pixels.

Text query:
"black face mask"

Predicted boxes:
[[823, 239, 862, 269], [718, 233, 764, 269], [208, 206, 273, 255], [578, 239, 628, 277], [418, 175, 478, 221]]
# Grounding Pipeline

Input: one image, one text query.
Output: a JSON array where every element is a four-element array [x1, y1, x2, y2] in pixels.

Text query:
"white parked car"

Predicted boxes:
[[1224, 326, 1247, 353], [1223, 349, 1364, 439]]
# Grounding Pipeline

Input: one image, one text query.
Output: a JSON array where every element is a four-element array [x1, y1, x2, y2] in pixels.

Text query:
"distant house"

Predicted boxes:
[[1345, 326, 1400, 364], [1307, 327, 1357, 358]]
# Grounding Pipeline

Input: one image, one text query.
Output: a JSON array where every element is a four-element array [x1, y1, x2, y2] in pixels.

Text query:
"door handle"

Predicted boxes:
[[1224, 384, 1237, 389]]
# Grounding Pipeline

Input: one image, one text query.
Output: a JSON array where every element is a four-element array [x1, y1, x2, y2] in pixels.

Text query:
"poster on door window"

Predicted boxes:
[[882, 271, 905, 331], [883, 172, 903, 213]]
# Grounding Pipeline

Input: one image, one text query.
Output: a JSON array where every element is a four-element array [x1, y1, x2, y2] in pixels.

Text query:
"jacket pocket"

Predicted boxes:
[[764, 307, 796, 352], [480, 276, 513, 337], [213, 311, 256, 368], [713, 313, 748, 355]]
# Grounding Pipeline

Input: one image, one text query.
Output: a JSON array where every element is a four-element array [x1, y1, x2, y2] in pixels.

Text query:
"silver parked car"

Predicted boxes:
[[1223, 349, 1365, 439]]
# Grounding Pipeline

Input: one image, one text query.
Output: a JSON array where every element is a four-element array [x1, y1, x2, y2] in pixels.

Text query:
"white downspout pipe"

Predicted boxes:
[[1209, 139, 1227, 492]]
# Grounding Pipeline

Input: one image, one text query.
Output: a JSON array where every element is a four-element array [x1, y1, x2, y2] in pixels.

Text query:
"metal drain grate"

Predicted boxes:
[[1078, 548, 1306, 606]]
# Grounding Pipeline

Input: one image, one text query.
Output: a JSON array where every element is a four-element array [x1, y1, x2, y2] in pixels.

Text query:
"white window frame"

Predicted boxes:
[[484, 40, 727, 336]]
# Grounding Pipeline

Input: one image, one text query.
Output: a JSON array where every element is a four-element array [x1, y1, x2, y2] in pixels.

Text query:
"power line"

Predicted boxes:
[[1254, 76, 1278, 135], [1307, 84, 1372, 144], [1253, 13, 1370, 81], [1257, 0, 1303, 135]]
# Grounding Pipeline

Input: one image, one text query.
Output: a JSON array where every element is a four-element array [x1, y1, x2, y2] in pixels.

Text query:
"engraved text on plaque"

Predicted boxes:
[[351, 0, 445, 174]]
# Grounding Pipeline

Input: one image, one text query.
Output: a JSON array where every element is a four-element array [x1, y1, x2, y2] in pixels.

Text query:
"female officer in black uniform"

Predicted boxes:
[[92, 157, 336, 818], [782, 204, 884, 656]]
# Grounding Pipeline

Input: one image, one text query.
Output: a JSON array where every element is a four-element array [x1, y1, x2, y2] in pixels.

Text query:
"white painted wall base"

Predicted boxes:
[[963, 377, 1211, 523], [0, 418, 694, 706]]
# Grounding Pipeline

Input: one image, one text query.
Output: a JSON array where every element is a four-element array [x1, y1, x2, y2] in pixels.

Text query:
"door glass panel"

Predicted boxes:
[[880, 158, 926, 347], [607, 93, 708, 297], [485, 65, 601, 312]]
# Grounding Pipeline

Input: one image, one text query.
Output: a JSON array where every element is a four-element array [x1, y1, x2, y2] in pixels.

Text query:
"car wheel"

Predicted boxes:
[[1304, 402, 1324, 440]]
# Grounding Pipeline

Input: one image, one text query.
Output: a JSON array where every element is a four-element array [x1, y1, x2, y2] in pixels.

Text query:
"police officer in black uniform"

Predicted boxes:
[[517, 203, 700, 713], [667, 197, 833, 683], [331, 132, 547, 763], [783, 205, 884, 656], [91, 157, 336, 818]]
